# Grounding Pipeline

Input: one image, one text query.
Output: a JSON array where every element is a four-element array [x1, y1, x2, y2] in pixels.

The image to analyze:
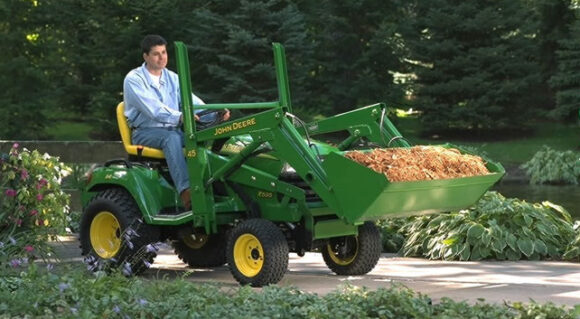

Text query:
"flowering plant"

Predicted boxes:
[[0, 144, 71, 267]]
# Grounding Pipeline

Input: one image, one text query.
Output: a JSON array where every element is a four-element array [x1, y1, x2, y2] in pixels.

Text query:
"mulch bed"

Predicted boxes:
[[345, 146, 490, 182]]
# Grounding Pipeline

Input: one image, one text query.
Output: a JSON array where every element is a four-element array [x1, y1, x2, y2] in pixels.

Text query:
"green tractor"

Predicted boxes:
[[80, 42, 504, 286]]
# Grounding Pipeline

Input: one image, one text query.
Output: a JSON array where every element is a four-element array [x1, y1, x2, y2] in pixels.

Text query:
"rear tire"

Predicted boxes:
[[226, 219, 288, 287], [172, 232, 227, 268], [79, 188, 160, 275], [322, 222, 381, 276]]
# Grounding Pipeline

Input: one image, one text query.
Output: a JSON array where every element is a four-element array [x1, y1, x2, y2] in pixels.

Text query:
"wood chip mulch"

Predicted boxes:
[[344, 146, 490, 182]]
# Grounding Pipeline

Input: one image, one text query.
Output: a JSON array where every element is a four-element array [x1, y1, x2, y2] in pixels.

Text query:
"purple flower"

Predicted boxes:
[[59, 283, 70, 292], [138, 299, 148, 306], [4, 189, 17, 197], [10, 259, 22, 267], [36, 193, 43, 201], [113, 305, 121, 314], [145, 244, 159, 253], [122, 262, 132, 276], [30, 209, 38, 216], [125, 228, 140, 238]]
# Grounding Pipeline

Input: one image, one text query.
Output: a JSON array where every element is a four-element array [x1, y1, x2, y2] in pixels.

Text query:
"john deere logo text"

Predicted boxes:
[[214, 118, 257, 136]]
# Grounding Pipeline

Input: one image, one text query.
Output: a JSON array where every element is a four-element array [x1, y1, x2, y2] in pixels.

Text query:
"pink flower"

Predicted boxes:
[[20, 169, 29, 180], [30, 209, 38, 216], [12, 143, 19, 149], [24, 245, 34, 253], [4, 189, 17, 197], [36, 194, 43, 201], [36, 179, 48, 190], [16, 219, 22, 226]]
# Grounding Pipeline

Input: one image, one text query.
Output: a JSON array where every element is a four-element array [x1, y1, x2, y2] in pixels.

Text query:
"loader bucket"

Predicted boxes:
[[322, 147, 505, 224]]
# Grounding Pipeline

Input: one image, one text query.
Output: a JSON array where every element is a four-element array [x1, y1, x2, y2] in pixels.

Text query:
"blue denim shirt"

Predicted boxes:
[[123, 63, 208, 128]]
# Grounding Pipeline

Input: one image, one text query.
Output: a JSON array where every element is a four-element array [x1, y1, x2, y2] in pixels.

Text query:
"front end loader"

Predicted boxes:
[[79, 42, 504, 286]]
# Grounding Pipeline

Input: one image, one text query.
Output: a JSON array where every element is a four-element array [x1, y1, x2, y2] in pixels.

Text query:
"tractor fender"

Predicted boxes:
[[82, 162, 177, 223]]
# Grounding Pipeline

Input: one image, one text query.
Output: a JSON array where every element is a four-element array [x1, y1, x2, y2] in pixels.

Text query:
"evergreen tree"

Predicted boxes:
[[183, 0, 314, 117], [404, 0, 542, 133], [549, 14, 580, 121], [297, 0, 406, 115], [0, 0, 50, 139]]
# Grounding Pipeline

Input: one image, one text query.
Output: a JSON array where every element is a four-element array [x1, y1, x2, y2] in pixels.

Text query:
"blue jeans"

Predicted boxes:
[[132, 127, 189, 194]]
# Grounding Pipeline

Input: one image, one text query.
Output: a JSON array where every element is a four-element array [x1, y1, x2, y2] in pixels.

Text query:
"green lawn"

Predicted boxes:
[[46, 121, 93, 140], [395, 118, 580, 165]]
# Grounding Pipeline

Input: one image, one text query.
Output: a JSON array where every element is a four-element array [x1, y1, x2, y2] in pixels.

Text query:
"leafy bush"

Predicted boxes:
[[520, 146, 580, 184], [563, 221, 580, 261], [0, 144, 71, 266], [397, 192, 577, 261], [376, 218, 408, 253], [0, 266, 578, 318]]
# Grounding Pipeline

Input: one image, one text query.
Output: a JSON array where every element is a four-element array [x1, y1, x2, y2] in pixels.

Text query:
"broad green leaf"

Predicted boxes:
[[481, 230, 491, 246], [442, 237, 457, 246], [506, 248, 522, 261], [506, 234, 517, 250], [534, 239, 547, 255], [459, 243, 471, 261], [517, 238, 534, 257], [467, 224, 485, 239], [523, 214, 533, 228], [491, 238, 507, 253]]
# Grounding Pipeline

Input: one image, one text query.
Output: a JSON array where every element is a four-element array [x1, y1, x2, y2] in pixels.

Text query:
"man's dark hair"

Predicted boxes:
[[141, 34, 167, 54]]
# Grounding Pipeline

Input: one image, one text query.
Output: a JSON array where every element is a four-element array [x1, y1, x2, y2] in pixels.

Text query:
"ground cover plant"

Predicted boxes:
[[378, 191, 580, 262], [0, 265, 578, 318]]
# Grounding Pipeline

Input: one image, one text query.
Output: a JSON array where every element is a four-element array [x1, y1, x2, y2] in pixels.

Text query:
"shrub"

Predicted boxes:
[[0, 266, 578, 318], [397, 191, 576, 261], [0, 144, 71, 267], [520, 146, 580, 185]]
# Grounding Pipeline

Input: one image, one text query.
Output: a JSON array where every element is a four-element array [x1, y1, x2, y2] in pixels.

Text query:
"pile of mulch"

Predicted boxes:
[[344, 146, 490, 182]]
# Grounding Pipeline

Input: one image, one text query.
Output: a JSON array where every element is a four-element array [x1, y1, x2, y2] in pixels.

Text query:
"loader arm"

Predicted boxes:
[[298, 103, 411, 150]]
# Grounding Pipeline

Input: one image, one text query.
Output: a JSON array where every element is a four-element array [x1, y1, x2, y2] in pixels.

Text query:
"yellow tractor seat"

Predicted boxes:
[[116, 102, 166, 159]]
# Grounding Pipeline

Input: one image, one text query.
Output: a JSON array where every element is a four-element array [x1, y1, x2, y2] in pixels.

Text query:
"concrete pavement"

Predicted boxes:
[[51, 235, 580, 307]]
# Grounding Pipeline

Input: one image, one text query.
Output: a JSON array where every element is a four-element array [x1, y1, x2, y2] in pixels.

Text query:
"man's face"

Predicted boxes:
[[143, 45, 167, 72]]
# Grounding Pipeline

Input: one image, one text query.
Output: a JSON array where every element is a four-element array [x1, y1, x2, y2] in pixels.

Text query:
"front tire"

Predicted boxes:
[[79, 188, 159, 275], [226, 219, 288, 287], [322, 221, 381, 276]]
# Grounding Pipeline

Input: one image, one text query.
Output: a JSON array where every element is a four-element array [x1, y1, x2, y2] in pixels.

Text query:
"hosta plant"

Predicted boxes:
[[400, 191, 576, 261], [520, 146, 580, 185], [0, 144, 71, 267]]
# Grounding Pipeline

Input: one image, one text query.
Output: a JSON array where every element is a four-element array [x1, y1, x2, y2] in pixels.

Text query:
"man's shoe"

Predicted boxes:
[[180, 188, 191, 210]]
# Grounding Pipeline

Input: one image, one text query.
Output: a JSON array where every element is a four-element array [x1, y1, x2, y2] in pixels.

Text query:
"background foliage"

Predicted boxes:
[[1, 0, 578, 140]]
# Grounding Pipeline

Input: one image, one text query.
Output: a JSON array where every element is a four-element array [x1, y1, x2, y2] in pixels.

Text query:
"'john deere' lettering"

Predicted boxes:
[[214, 118, 257, 136]]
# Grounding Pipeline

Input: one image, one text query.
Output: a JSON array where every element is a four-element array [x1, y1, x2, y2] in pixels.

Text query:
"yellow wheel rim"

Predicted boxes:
[[90, 211, 121, 259], [233, 234, 264, 277], [183, 234, 208, 249], [327, 237, 358, 266]]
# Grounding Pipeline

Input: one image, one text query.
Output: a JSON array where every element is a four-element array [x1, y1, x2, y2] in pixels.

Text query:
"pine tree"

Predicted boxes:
[[404, 0, 542, 133], [183, 0, 313, 116], [549, 14, 580, 121]]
